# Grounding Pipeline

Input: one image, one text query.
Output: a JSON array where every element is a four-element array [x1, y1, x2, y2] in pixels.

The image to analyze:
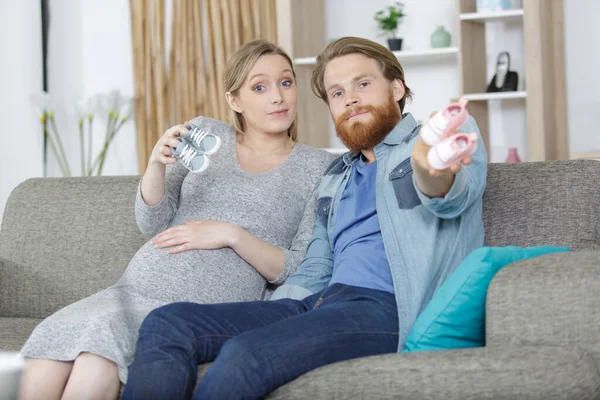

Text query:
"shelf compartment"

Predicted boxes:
[[294, 47, 459, 66]]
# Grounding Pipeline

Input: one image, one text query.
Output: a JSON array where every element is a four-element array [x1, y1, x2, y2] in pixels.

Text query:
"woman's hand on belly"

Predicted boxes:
[[152, 220, 241, 254]]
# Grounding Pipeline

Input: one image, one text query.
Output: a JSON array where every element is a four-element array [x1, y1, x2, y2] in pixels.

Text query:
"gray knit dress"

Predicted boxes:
[[20, 116, 334, 383]]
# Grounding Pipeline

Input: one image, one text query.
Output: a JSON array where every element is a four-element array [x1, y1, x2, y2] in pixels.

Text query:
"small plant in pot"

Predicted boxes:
[[374, 1, 406, 51]]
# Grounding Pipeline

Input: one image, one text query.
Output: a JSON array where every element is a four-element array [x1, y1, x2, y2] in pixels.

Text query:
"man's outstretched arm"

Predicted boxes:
[[410, 115, 488, 219]]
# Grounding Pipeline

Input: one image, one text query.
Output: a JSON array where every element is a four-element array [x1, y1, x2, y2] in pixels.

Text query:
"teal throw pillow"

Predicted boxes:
[[404, 246, 569, 352]]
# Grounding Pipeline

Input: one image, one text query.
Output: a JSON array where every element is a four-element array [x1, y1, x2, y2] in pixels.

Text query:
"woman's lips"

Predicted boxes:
[[269, 109, 288, 117]]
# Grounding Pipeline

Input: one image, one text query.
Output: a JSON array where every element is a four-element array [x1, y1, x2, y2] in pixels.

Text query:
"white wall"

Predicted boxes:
[[0, 1, 44, 223], [46, 0, 137, 178], [45, 0, 84, 177], [564, 0, 600, 154]]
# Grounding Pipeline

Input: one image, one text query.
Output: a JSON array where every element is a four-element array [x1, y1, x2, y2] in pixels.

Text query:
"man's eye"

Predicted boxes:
[[359, 82, 369, 88], [332, 91, 342, 98]]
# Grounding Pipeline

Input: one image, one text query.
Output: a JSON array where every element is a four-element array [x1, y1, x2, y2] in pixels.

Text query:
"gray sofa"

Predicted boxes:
[[1, 160, 599, 399]]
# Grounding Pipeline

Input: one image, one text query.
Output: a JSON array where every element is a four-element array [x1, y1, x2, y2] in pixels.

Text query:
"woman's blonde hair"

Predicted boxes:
[[225, 40, 298, 142], [311, 36, 413, 113]]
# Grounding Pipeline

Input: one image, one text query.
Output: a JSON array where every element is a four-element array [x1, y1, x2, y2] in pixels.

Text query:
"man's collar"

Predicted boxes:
[[382, 112, 418, 145], [342, 112, 419, 166]]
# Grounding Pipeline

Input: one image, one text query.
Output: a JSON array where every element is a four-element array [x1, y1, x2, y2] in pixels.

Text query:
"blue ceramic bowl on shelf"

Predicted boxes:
[[476, 0, 522, 12]]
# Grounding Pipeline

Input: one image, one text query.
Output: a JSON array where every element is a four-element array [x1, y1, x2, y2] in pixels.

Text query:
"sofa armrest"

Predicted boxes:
[[486, 250, 600, 350]]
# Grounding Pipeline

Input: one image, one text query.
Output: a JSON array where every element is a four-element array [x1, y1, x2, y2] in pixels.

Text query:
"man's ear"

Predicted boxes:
[[226, 92, 242, 113], [391, 79, 405, 103]]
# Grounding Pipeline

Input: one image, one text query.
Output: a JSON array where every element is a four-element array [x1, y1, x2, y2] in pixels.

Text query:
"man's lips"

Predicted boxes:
[[347, 111, 368, 120]]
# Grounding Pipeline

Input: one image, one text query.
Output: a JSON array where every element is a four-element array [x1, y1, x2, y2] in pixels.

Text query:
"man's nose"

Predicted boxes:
[[345, 94, 359, 107]]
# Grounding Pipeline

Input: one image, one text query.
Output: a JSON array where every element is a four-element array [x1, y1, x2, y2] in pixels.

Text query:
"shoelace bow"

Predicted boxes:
[[179, 144, 199, 166], [189, 128, 209, 150]]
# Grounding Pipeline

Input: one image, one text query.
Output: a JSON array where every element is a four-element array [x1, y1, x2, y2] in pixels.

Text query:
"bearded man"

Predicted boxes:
[[123, 37, 488, 400]]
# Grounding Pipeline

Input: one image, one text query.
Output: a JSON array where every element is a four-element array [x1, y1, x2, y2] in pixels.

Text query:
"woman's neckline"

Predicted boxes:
[[231, 132, 300, 177]]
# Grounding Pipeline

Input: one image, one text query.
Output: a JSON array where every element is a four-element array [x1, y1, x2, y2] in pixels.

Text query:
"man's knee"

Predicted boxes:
[[216, 336, 260, 368], [140, 302, 198, 340], [205, 335, 285, 396]]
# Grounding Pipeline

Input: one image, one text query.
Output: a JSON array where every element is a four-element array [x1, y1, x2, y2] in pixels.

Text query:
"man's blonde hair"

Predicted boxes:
[[225, 40, 298, 141], [311, 37, 413, 112]]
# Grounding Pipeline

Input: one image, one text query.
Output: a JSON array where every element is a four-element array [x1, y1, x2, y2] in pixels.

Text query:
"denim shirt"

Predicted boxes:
[[271, 113, 487, 351]]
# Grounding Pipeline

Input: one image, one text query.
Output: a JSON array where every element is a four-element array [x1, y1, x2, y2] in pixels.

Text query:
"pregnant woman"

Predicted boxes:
[[19, 40, 333, 400]]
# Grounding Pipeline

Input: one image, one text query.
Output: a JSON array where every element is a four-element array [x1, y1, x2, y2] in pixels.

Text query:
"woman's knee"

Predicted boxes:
[[19, 359, 74, 400], [63, 353, 120, 399], [73, 352, 117, 369], [22, 357, 74, 382]]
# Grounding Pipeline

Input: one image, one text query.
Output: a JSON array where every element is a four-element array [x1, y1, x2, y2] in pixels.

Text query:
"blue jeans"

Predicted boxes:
[[122, 284, 398, 400]]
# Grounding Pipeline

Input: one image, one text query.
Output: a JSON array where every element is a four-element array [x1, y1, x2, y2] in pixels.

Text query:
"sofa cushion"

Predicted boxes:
[[0, 177, 148, 319], [267, 346, 600, 399], [404, 246, 568, 352], [0, 318, 41, 351], [482, 160, 600, 250]]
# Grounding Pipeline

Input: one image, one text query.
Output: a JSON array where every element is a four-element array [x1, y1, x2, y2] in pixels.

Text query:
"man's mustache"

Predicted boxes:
[[338, 105, 376, 122]]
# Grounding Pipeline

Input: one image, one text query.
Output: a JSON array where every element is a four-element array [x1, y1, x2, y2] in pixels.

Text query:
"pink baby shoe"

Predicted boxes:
[[420, 97, 470, 146], [427, 132, 478, 170]]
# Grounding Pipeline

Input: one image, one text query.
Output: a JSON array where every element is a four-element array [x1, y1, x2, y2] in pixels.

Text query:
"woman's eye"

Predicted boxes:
[[253, 85, 265, 92], [359, 82, 369, 88], [332, 91, 342, 98], [281, 80, 293, 87]]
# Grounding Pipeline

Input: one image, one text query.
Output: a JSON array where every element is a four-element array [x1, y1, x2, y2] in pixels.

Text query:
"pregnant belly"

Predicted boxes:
[[117, 242, 267, 304]]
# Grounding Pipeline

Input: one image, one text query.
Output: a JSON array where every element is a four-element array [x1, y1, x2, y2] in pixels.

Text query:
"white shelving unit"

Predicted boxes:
[[457, 0, 567, 161], [294, 47, 459, 66], [277, 0, 567, 160], [460, 9, 524, 22], [462, 91, 527, 101]]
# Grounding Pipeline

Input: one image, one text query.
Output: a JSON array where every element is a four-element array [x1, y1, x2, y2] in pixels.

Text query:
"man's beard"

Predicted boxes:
[[334, 92, 402, 153]]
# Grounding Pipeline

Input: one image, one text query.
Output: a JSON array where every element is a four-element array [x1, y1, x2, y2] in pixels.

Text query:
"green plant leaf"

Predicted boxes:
[[374, 1, 406, 35]]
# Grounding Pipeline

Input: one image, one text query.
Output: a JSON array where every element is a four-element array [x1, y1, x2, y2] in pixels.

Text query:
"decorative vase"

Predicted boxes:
[[431, 26, 451, 48], [387, 38, 403, 51], [476, 0, 516, 12], [505, 147, 521, 163]]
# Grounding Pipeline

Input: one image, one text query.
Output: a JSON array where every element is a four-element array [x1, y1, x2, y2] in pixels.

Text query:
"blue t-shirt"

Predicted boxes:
[[329, 157, 394, 294]]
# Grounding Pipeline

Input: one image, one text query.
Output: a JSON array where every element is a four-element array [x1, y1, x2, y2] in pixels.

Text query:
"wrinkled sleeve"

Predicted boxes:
[[270, 192, 334, 300], [135, 162, 189, 235], [269, 186, 320, 285]]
